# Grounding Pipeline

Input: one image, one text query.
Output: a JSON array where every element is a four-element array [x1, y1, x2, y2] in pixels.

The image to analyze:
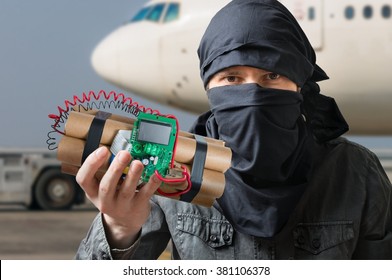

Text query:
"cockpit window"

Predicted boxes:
[[345, 6, 355, 19], [382, 5, 391, 18], [146, 3, 166, 22], [130, 2, 180, 24], [363, 5, 373, 19], [308, 7, 315, 20], [131, 6, 152, 22], [164, 3, 180, 22]]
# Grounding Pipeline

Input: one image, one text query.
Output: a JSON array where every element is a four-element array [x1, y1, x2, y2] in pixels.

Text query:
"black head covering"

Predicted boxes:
[[197, 0, 348, 143], [198, 0, 328, 88], [191, 0, 349, 237]]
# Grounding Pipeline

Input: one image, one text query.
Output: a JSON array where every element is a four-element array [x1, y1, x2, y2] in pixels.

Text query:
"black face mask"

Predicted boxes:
[[197, 0, 349, 146], [206, 83, 312, 237], [193, 0, 348, 237]]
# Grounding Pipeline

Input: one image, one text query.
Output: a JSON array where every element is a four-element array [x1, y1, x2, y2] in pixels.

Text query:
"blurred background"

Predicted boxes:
[[0, 0, 177, 260], [0, 0, 195, 150], [1, 0, 391, 149], [0, 0, 391, 259]]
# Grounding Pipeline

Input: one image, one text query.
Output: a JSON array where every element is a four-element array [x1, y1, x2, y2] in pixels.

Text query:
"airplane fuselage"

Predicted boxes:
[[91, 0, 392, 135]]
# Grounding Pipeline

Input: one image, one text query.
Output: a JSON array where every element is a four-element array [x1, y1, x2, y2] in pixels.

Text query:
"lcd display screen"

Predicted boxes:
[[137, 120, 172, 145]]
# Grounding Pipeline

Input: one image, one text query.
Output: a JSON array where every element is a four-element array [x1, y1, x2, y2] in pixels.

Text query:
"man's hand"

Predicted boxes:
[[76, 146, 161, 249]]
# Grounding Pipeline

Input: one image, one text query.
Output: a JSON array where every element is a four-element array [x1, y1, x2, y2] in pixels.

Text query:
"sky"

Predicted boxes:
[[0, 0, 196, 149], [0, 0, 390, 150]]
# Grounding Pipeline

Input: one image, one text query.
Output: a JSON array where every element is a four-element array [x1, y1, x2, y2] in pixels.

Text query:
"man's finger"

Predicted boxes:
[[76, 146, 110, 198], [137, 174, 162, 201], [117, 160, 144, 201], [98, 150, 131, 203]]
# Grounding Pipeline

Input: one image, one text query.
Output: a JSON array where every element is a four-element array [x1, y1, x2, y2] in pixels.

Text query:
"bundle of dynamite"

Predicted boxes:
[[54, 106, 232, 207]]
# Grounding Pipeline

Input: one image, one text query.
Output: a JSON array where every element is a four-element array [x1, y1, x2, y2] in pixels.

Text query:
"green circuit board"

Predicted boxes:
[[129, 112, 177, 182]]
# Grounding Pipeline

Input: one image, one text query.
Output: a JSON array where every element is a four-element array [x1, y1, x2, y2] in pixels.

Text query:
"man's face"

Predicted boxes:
[[208, 65, 298, 92]]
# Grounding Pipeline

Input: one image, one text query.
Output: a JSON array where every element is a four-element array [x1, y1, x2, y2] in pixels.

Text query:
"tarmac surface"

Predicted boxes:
[[0, 204, 98, 260]]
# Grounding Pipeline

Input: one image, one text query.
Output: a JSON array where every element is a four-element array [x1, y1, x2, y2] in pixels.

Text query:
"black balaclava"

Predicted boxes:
[[198, 0, 327, 88], [193, 0, 349, 237]]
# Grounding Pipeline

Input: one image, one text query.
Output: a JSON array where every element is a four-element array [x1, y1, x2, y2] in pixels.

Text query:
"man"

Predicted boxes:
[[75, 0, 392, 259]]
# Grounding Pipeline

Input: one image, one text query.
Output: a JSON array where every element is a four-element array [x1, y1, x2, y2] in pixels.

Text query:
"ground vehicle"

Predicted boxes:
[[0, 148, 84, 210], [0, 147, 391, 210]]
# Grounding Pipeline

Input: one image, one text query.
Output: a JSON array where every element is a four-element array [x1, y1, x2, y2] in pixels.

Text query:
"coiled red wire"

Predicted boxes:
[[48, 90, 191, 197]]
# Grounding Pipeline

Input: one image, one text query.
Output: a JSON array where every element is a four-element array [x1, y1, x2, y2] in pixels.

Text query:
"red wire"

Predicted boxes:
[[155, 165, 192, 197], [48, 90, 161, 135], [49, 90, 193, 197], [154, 115, 193, 196], [164, 114, 179, 169]]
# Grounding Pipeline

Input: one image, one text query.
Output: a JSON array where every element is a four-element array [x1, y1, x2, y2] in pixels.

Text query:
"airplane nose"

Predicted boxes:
[[91, 35, 119, 85], [91, 24, 165, 102]]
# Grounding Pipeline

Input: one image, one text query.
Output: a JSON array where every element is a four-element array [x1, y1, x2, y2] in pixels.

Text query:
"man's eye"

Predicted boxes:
[[267, 73, 280, 80], [226, 76, 237, 83]]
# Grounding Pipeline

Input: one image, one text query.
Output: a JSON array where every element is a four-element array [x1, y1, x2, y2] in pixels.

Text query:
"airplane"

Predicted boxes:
[[91, 0, 392, 135]]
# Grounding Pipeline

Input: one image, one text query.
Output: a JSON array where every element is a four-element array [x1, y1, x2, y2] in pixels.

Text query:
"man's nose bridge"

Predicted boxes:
[[246, 71, 265, 87], [245, 76, 263, 87], [246, 79, 265, 88], [241, 80, 265, 89]]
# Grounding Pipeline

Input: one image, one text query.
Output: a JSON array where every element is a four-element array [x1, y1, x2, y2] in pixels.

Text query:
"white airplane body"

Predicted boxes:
[[92, 0, 392, 135]]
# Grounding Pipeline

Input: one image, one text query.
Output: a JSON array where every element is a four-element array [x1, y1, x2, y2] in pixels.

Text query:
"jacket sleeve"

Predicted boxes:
[[352, 152, 392, 259], [130, 197, 172, 259], [74, 213, 117, 260], [74, 198, 171, 260]]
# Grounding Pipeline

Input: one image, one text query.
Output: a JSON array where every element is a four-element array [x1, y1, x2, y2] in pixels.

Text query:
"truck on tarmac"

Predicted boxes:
[[0, 147, 391, 210], [0, 148, 84, 210]]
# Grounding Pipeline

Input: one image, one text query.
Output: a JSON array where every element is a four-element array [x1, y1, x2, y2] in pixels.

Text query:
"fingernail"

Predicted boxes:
[[130, 161, 142, 173], [95, 147, 106, 158], [152, 174, 161, 184], [118, 151, 130, 164]]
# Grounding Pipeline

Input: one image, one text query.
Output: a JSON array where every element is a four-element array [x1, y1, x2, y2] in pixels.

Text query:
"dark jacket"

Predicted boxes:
[[75, 137, 392, 259]]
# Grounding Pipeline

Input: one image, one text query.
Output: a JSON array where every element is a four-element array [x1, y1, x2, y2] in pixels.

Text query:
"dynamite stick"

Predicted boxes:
[[175, 136, 231, 173], [57, 136, 225, 206], [49, 91, 233, 207], [57, 136, 111, 170], [61, 162, 218, 207], [74, 109, 223, 145], [65, 111, 232, 173], [181, 164, 225, 198], [60, 163, 207, 204], [58, 135, 226, 196], [62, 162, 219, 208], [189, 193, 215, 208], [75, 108, 137, 125], [65, 111, 133, 145]]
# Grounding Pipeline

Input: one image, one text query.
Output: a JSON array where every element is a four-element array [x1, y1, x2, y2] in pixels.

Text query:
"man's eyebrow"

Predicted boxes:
[[216, 70, 243, 76]]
